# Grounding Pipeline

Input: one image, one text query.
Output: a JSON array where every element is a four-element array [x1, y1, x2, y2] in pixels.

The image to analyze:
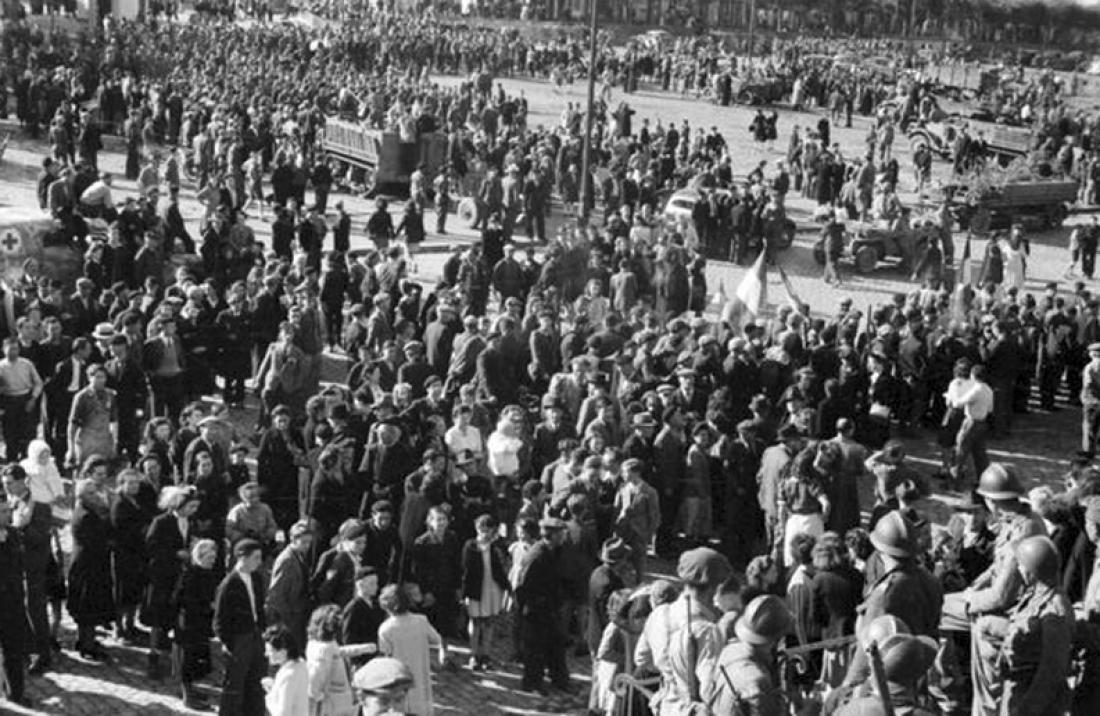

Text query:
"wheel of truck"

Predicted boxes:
[[775, 219, 795, 249], [457, 197, 481, 228], [1046, 204, 1069, 229], [812, 239, 826, 265], [855, 245, 878, 274]]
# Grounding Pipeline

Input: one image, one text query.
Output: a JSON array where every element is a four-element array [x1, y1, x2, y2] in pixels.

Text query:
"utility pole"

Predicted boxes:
[[579, 0, 598, 224]]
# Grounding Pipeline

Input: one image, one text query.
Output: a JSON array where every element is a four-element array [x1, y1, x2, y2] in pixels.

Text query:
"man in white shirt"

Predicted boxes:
[[950, 364, 994, 495]]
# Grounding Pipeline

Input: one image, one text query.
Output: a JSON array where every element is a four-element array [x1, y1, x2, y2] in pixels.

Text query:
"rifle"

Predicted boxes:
[[867, 640, 896, 716], [686, 593, 701, 702]]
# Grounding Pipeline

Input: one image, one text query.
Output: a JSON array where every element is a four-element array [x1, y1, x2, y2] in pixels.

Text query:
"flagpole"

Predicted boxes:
[[579, 0, 599, 225]]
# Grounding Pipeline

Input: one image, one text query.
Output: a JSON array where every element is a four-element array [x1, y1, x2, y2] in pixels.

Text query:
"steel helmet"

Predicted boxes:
[[734, 595, 794, 645], [976, 463, 1024, 501], [1014, 535, 1061, 584], [859, 614, 912, 650], [870, 510, 918, 559], [878, 633, 938, 684]]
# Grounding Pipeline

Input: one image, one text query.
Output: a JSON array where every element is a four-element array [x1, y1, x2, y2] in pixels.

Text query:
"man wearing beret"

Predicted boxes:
[[639, 547, 731, 715]]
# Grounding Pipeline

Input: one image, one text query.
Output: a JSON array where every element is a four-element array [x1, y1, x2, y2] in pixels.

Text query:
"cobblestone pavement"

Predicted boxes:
[[14, 613, 594, 715], [0, 70, 1093, 715]]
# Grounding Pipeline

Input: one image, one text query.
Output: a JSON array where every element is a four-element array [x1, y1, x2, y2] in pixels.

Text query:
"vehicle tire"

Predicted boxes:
[[457, 197, 481, 228], [773, 219, 795, 249], [1046, 204, 1069, 229], [812, 240, 826, 265], [855, 245, 878, 274]]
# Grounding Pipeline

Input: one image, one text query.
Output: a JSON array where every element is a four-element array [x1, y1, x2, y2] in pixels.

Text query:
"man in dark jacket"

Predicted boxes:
[[213, 540, 267, 716], [4, 464, 51, 678], [476, 332, 517, 407], [514, 516, 569, 694], [409, 506, 462, 639], [491, 243, 525, 304]]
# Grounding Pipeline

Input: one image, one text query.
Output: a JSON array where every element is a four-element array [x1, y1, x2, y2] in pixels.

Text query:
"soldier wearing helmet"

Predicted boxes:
[[826, 615, 912, 711], [970, 536, 1074, 716], [834, 633, 939, 716], [848, 511, 942, 687], [702, 595, 794, 716], [936, 462, 1047, 714]]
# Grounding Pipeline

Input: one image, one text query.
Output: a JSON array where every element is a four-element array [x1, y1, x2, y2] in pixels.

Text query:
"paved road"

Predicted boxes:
[[0, 70, 1090, 715]]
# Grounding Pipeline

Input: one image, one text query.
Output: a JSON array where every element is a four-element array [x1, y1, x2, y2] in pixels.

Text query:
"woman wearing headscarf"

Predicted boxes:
[[173, 538, 219, 710], [20, 438, 66, 513], [67, 478, 116, 661]]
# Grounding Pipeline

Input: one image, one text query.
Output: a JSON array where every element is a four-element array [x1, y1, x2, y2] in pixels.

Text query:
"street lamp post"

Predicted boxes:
[[579, 0, 598, 224]]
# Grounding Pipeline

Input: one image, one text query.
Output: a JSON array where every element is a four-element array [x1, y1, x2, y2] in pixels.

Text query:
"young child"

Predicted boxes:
[[461, 514, 508, 671]]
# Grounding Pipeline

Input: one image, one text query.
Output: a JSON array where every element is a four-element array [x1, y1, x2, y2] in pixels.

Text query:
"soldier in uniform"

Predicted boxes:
[[971, 536, 1073, 716], [847, 511, 942, 685], [834, 633, 939, 716], [828, 615, 912, 710], [936, 463, 1046, 714], [703, 595, 794, 716], [645, 547, 731, 715]]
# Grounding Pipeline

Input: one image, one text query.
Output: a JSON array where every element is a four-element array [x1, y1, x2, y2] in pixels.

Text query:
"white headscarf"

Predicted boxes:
[[21, 440, 65, 506]]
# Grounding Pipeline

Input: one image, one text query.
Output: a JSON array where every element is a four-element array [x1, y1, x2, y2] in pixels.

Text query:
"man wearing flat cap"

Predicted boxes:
[[352, 656, 414, 716], [265, 520, 314, 650], [641, 547, 731, 715], [513, 516, 571, 694]]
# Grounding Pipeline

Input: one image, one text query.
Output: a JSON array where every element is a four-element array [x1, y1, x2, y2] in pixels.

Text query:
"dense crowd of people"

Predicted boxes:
[[4, 6, 1100, 716]]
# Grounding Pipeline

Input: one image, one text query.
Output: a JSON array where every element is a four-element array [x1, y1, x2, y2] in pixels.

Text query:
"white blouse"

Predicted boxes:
[[266, 659, 310, 716]]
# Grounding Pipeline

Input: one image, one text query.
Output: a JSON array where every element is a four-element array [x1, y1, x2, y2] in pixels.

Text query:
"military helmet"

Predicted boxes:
[[859, 614, 912, 650], [1014, 535, 1061, 584], [870, 510, 918, 559], [879, 634, 938, 684], [976, 463, 1024, 501], [734, 595, 793, 645]]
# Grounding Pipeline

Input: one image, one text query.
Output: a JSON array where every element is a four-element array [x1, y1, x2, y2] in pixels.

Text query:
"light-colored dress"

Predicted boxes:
[[378, 612, 442, 716], [306, 640, 356, 716], [466, 541, 505, 618], [265, 658, 310, 716], [1002, 241, 1026, 291]]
